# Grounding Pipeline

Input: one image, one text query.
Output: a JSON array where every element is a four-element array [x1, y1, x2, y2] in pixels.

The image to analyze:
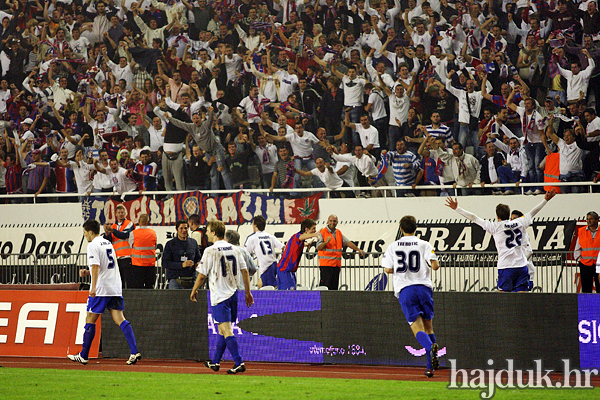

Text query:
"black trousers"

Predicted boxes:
[[129, 265, 156, 289], [319, 266, 341, 290], [118, 258, 133, 289], [580, 262, 600, 293]]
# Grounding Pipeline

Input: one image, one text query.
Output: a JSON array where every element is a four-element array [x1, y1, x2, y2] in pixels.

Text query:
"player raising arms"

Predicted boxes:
[[446, 189, 556, 292], [191, 220, 253, 374], [383, 215, 440, 378], [68, 219, 141, 365]]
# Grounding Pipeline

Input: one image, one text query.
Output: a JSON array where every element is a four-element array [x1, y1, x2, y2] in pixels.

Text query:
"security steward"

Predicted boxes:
[[129, 213, 157, 289], [575, 211, 600, 293], [316, 214, 364, 290], [104, 204, 135, 288]]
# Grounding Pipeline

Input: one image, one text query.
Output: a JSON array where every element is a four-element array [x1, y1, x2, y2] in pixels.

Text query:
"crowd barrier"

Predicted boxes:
[[0, 180, 598, 203], [2, 289, 598, 370], [0, 251, 584, 293], [100, 290, 597, 371]]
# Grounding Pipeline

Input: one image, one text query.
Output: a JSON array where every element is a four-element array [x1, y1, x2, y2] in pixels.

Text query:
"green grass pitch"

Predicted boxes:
[[1, 368, 597, 399]]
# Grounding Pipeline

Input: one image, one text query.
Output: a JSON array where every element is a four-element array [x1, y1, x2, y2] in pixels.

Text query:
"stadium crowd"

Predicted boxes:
[[1, 0, 600, 200]]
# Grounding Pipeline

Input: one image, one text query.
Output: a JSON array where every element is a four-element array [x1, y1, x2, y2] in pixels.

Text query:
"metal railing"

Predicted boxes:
[[0, 181, 598, 202], [0, 251, 583, 293]]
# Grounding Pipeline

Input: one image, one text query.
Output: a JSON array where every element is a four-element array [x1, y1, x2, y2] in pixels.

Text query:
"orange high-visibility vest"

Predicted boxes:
[[543, 153, 562, 194], [578, 226, 600, 267], [112, 219, 134, 258], [318, 228, 343, 267], [131, 227, 157, 267]]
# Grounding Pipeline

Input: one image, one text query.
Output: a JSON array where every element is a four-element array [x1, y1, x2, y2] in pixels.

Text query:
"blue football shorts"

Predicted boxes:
[[398, 285, 434, 324]]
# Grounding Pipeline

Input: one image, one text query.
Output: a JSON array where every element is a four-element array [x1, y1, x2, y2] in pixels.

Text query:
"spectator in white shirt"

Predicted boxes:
[[445, 70, 484, 159], [542, 116, 585, 194], [295, 157, 353, 198], [265, 123, 323, 189], [403, 9, 435, 55], [344, 111, 381, 159], [557, 48, 595, 103]]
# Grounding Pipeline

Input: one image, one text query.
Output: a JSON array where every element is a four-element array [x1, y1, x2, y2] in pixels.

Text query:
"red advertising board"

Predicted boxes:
[[0, 291, 100, 358]]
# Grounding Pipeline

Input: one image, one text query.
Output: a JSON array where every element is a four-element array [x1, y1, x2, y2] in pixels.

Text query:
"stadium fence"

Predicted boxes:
[[0, 251, 582, 293]]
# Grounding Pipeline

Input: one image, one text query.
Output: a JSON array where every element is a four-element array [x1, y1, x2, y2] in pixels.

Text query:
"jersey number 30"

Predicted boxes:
[[504, 229, 522, 249], [395, 250, 420, 273], [220, 255, 238, 277]]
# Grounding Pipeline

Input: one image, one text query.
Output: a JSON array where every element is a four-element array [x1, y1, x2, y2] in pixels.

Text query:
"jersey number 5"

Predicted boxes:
[[504, 229, 523, 249], [220, 255, 238, 277], [106, 249, 115, 269], [395, 250, 420, 273]]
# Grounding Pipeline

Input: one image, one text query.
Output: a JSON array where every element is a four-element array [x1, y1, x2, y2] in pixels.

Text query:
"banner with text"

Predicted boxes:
[[81, 191, 322, 226], [0, 290, 100, 358]]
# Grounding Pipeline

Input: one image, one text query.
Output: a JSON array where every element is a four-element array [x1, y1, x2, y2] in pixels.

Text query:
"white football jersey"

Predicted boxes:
[[382, 236, 438, 297], [197, 240, 247, 306], [475, 215, 534, 270], [519, 221, 535, 279], [87, 236, 122, 297], [245, 232, 284, 274]]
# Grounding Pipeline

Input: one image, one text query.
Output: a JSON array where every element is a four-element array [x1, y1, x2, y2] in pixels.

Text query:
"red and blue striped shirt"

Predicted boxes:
[[277, 232, 305, 273]]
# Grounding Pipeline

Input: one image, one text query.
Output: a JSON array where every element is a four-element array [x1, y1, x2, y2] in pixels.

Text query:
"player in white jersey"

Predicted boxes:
[[383, 216, 440, 378], [446, 189, 556, 292], [191, 220, 254, 374], [511, 209, 535, 291], [244, 215, 284, 288], [68, 220, 141, 366]]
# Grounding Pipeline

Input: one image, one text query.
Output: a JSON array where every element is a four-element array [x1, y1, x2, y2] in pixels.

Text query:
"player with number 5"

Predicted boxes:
[[191, 220, 254, 374], [445, 189, 556, 292], [383, 216, 441, 378], [68, 219, 141, 366]]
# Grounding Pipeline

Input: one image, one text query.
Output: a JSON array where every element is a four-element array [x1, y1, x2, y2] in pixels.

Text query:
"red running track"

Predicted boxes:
[[0, 356, 447, 381]]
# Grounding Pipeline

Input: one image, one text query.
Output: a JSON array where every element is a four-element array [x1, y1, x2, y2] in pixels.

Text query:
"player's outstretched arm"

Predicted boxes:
[[524, 189, 557, 226], [446, 196, 482, 224], [430, 260, 440, 271]]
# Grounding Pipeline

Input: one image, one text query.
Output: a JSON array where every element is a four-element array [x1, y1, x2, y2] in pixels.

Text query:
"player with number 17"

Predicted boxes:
[[191, 220, 254, 374], [445, 189, 556, 292]]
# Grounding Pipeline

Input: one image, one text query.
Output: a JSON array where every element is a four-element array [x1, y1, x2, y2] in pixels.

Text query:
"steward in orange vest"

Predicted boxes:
[[104, 204, 135, 288], [575, 211, 600, 293], [543, 152, 562, 194], [129, 213, 157, 289], [316, 215, 364, 290]]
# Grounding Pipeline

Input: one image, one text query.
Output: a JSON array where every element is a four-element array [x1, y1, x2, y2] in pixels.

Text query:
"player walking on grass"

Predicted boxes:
[[446, 189, 556, 292], [191, 220, 254, 374], [383, 216, 440, 378], [68, 219, 141, 365]]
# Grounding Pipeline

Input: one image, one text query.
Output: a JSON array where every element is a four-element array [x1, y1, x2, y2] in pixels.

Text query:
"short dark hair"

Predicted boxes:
[[188, 214, 200, 225], [496, 204, 510, 221], [511, 209, 524, 218], [301, 218, 316, 232], [140, 149, 151, 158], [207, 220, 226, 239], [176, 219, 188, 230], [253, 215, 266, 231], [400, 216, 417, 234], [453, 142, 463, 150], [83, 219, 100, 235], [585, 108, 596, 116]]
